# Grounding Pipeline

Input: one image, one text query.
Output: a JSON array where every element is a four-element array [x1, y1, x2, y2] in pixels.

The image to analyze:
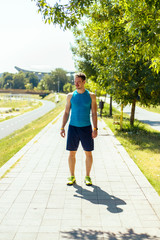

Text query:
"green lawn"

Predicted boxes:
[[137, 103, 160, 114], [0, 94, 42, 122], [101, 103, 160, 196]]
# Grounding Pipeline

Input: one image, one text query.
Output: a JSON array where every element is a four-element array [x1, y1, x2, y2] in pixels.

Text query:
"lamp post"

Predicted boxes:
[[7, 82, 12, 102], [58, 79, 59, 93]]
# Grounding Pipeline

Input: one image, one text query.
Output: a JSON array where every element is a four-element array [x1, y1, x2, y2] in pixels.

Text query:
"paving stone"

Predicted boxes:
[[13, 232, 37, 240], [0, 116, 159, 239], [0, 232, 15, 240], [36, 233, 59, 240]]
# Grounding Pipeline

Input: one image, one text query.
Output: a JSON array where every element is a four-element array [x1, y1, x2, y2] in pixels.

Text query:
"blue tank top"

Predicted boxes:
[[70, 90, 91, 127]]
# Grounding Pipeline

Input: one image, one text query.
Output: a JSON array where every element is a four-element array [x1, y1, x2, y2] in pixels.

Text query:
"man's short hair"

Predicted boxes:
[[75, 72, 86, 81]]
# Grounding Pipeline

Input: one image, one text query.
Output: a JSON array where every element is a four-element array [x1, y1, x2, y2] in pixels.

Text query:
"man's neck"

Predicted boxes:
[[76, 88, 86, 94]]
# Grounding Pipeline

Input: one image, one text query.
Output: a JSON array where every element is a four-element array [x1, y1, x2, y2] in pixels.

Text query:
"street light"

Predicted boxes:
[[6, 82, 12, 91], [58, 79, 59, 93], [7, 82, 12, 102]]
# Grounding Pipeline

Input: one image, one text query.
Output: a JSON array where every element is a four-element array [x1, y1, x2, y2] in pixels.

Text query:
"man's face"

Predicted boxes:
[[74, 77, 85, 89]]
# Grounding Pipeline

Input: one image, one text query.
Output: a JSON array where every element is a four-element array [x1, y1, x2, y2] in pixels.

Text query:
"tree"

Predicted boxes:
[[63, 83, 75, 93], [71, 32, 98, 82], [33, 0, 160, 125], [33, 0, 160, 73], [72, 2, 160, 126], [51, 68, 69, 92], [25, 83, 33, 90], [13, 72, 26, 89], [37, 79, 47, 90], [41, 74, 55, 91], [0, 77, 3, 88], [25, 72, 39, 88], [116, 0, 160, 73], [1, 72, 14, 89], [38, 68, 68, 92], [85, 79, 106, 97]]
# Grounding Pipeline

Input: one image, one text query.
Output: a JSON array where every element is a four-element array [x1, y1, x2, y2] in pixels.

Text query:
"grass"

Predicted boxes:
[[137, 103, 160, 114], [101, 103, 160, 196], [0, 94, 42, 122], [0, 94, 66, 168]]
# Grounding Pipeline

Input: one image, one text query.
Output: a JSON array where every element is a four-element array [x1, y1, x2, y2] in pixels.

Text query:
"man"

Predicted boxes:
[[60, 72, 98, 186]]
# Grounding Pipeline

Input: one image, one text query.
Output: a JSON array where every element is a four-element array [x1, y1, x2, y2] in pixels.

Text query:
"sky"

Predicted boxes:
[[0, 0, 76, 74]]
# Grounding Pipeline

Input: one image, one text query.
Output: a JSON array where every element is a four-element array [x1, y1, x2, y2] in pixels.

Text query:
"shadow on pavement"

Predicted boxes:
[[61, 228, 159, 240], [73, 184, 126, 213], [140, 120, 160, 127]]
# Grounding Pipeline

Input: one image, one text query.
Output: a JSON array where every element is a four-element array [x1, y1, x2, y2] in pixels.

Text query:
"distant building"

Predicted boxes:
[[15, 66, 50, 81], [15, 66, 75, 81]]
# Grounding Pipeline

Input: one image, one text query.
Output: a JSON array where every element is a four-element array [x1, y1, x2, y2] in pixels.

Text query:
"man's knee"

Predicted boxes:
[[85, 151, 92, 157], [69, 151, 76, 157]]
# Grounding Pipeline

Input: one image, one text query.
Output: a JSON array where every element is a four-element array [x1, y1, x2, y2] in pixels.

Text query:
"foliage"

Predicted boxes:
[[37, 68, 69, 92], [33, 0, 160, 125], [85, 79, 106, 97], [32, 0, 94, 29], [51, 68, 69, 92], [1, 72, 14, 89], [0, 71, 39, 90], [33, 0, 160, 72], [13, 72, 26, 89], [37, 78, 47, 90], [63, 82, 75, 93], [0, 68, 69, 92], [39, 74, 54, 91], [25, 83, 33, 90], [71, 1, 160, 125], [116, 0, 160, 73], [25, 72, 39, 88]]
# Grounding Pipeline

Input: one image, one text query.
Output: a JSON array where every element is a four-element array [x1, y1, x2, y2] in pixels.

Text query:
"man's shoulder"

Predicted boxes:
[[67, 92, 74, 96], [67, 92, 74, 100], [89, 91, 95, 96], [89, 91, 96, 99]]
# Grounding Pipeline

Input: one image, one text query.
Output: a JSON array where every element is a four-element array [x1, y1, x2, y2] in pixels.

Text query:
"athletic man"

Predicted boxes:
[[60, 72, 98, 186]]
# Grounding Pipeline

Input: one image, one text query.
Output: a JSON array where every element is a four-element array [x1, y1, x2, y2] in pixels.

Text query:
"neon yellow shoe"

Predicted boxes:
[[84, 176, 92, 186], [67, 176, 76, 185]]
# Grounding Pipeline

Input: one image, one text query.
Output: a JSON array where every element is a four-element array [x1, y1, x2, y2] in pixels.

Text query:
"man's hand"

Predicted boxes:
[[92, 129, 98, 139], [60, 129, 65, 138]]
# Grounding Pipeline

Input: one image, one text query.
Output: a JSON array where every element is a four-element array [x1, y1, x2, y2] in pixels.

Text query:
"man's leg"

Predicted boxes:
[[68, 151, 76, 176], [85, 151, 93, 177]]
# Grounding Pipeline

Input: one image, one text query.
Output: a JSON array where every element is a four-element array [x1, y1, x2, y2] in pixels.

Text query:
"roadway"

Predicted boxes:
[[105, 98, 160, 132], [0, 99, 55, 140]]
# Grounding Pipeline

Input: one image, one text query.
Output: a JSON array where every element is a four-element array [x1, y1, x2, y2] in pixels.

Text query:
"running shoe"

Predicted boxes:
[[84, 176, 92, 186], [67, 176, 76, 185]]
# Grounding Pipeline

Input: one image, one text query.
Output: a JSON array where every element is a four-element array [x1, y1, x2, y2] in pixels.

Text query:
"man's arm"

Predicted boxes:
[[60, 93, 72, 138], [90, 93, 98, 139]]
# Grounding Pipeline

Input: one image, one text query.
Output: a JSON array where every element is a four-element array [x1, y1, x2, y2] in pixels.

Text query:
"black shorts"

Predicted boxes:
[[66, 125, 94, 151]]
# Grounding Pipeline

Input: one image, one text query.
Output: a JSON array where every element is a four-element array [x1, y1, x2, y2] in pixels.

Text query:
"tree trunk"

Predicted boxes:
[[120, 103, 123, 130], [109, 96, 112, 116], [130, 99, 136, 126]]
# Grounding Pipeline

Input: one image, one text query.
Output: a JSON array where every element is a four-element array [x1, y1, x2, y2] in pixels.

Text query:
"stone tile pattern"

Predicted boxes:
[[0, 115, 160, 240]]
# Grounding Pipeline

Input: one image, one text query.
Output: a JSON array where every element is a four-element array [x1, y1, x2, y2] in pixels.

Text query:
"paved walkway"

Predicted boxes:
[[0, 113, 160, 240]]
